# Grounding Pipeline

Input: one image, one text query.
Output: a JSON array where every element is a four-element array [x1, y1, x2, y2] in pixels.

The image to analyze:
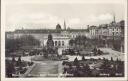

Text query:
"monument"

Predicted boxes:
[[47, 34, 54, 49], [32, 34, 66, 61], [44, 34, 59, 60]]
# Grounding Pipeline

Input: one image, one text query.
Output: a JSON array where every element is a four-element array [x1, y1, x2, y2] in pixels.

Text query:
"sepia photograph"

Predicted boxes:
[[1, 0, 128, 81]]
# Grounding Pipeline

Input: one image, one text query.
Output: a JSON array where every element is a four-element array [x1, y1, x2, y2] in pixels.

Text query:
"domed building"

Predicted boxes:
[[56, 24, 61, 30]]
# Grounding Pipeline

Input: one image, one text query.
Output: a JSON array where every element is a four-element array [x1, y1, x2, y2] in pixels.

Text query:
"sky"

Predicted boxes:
[[4, 0, 125, 31]]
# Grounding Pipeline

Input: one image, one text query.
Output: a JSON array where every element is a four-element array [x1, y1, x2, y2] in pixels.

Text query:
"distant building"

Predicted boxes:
[[89, 25, 98, 38], [6, 21, 89, 48], [107, 21, 122, 39], [89, 19, 124, 40]]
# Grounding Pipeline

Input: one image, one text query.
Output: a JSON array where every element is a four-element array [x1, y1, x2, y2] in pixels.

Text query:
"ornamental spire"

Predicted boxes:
[[64, 20, 66, 30]]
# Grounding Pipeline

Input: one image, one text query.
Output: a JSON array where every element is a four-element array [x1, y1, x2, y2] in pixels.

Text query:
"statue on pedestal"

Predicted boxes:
[[44, 34, 59, 60], [47, 34, 54, 49]]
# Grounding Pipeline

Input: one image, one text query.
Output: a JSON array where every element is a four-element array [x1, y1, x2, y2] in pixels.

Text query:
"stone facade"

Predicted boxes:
[[6, 22, 89, 48], [89, 20, 124, 40]]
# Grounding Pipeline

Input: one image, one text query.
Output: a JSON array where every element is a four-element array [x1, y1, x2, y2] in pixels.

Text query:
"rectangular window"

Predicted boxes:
[[62, 41, 64, 46], [58, 41, 61, 46], [113, 32, 114, 36], [117, 28, 118, 31], [55, 41, 57, 46]]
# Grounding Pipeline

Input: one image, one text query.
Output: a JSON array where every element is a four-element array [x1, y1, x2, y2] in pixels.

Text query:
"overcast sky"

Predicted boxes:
[[5, 0, 125, 31]]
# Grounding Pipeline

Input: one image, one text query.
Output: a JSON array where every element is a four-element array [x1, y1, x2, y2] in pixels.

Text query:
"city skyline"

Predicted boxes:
[[5, 0, 125, 31]]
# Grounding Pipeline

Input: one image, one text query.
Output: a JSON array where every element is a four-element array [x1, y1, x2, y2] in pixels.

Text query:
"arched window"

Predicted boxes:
[[62, 41, 64, 46], [55, 41, 57, 46], [58, 41, 61, 46]]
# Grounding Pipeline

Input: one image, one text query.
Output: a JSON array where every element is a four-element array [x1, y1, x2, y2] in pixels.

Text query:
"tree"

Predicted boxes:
[[75, 35, 87, 46], [82, 55, 86, 61], [74, 57, 79, 65], [109, 64, 116, 77], [116, 58, 119, 62], [5, 35, 41, 54], [5, 38, 20, 52], [83, 64, 91, 77], [92, 47, 97, 55], [69, 39, 75, 46], [100, 58, 110, 73], [111, 57, 114, 62], [20, 35, 41, 46], [6, 61, 15, 77], [97, 49, 102, 55], [69, 35, 88, 50], [12, 57, 16, 62], [112, 39, 122, 51], [17, 56, 22, 66], [116, 61, 124, 75], [91, 68, 99, 77], [18, 56, 21, 62]]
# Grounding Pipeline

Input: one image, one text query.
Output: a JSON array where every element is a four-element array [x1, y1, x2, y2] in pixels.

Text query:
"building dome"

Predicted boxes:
[[56, 24, 61, 30]]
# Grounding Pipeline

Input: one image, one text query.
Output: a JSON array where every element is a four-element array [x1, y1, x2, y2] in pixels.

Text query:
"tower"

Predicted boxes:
[[64, 20, 66, 30], [113, 13, 116, 23]]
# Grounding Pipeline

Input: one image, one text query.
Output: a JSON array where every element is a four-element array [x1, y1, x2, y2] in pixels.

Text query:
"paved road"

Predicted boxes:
[[28, 61, 63, 77]]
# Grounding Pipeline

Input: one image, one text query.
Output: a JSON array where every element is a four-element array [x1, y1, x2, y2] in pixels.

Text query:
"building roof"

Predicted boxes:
[[14, 29, 61, 33], [6, 29, 88, 34]]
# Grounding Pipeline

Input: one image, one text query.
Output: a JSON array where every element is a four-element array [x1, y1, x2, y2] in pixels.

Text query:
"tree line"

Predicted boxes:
[[6, 35, 41, 52]]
